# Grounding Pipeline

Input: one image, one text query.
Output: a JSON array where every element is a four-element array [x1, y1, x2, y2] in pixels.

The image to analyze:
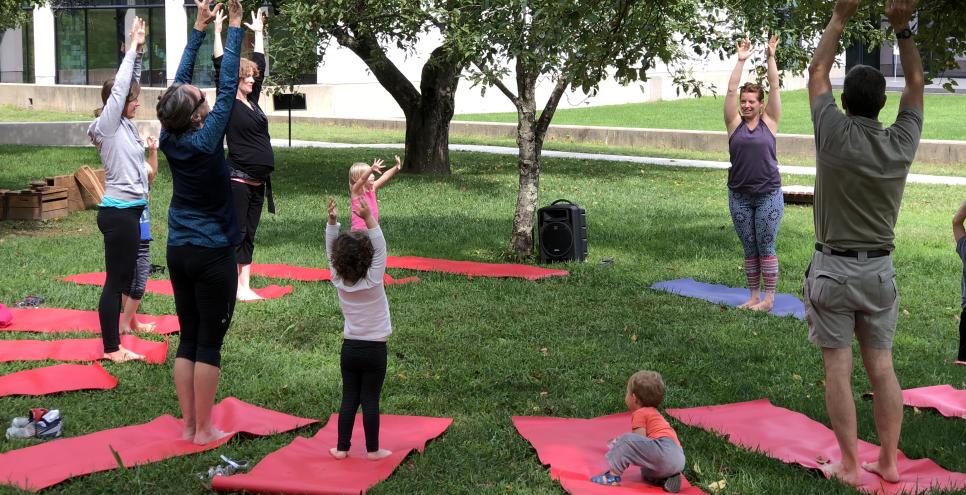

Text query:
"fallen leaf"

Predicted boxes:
[[708, 479, 726, 492], [692, 463, 702, 475], [631, 334, 638, 342], [902, 309, 910, 316], [792, 373, 802, 381]]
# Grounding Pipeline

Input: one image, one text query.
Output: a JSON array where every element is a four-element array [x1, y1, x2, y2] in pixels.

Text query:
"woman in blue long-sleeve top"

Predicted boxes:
[[155, 0, 243, 446]]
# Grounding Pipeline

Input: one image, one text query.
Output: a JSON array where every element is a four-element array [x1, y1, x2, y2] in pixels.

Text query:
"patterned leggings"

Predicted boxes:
[[728, 188, 784, 293]]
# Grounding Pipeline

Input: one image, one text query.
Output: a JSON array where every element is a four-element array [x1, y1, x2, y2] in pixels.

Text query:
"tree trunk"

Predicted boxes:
[[403, 46, 461, 175], [340, 34, 461, 175], [508, 67, 541, 258]]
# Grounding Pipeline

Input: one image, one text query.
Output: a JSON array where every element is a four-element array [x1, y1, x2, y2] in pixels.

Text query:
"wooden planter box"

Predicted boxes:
[[5, 187, 69, 220], [46, 167, 106, 213], [0, 189, 7, 220]]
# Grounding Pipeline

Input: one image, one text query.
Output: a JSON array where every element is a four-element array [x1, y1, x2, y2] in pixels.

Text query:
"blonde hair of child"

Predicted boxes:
[[627, 370, 665, 408], [349, 162, 371, 184]]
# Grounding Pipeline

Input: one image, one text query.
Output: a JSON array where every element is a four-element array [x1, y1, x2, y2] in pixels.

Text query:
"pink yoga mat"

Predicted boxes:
[[386, 256, 568, 280], [250, 264, 420, 285], [0, 397, 317, 492], [902, 385, 965, 419], [667, 399, 966, 494], [2, 308, 180, 335], [0, 335, 168, 364], [64, 272, 293, 300], [0, 363, 117, 397], [212, 414, 451, 495], [512, 414, 705, 494]]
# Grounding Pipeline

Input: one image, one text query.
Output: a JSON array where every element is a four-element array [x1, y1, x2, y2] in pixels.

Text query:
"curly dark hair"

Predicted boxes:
[[331, 231, 374, 285]]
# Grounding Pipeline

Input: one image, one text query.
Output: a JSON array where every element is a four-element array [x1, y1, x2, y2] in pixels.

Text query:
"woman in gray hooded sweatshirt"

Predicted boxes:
[[88, 16, 151, 362]]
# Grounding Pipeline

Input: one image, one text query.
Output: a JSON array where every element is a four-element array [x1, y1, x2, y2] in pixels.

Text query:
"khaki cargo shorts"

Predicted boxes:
[[803, 250, 899, 349]]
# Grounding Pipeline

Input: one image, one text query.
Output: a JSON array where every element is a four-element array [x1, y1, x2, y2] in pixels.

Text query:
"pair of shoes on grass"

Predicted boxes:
[[590, 471, 682, 493]]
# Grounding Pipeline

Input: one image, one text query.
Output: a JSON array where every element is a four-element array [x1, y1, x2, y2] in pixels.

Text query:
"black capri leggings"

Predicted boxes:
[[97, 206, 143, 353], [959, 308, 966, 362], [168, 244, 237, 368], [337, 339, 387, 453], [231, 180, 265, 265]]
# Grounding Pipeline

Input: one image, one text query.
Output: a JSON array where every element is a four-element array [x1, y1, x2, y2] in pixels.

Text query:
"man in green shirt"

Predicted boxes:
[[805, 0, 924, 486]]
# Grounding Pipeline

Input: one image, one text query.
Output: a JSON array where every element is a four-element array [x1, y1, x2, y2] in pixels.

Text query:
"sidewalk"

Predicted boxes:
[[270, 139, 966, 186], [831, 76, 966, 94]]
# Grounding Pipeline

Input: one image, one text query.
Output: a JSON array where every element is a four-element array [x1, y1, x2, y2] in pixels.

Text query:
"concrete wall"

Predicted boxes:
[[3, 117, 963, 165]]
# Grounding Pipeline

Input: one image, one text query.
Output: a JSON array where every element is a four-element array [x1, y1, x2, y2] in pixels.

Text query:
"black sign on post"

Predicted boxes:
[[272, 93, 307, 148]]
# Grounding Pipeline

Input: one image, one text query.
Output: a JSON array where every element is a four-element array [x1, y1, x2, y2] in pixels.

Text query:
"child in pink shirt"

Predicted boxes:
[[591, 370, 686, 492], [349, 155, 402, 231]]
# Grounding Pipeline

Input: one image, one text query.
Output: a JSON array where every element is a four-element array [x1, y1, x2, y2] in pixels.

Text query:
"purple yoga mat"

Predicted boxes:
[[650, 278, 806, 319]]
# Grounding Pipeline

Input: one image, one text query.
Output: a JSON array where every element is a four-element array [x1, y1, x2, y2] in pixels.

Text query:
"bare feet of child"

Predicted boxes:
[[749, 297, 775, 312], [329, 447, 348, 459], [366, 449, 392, 460], [181, 422, 195, 441], [104, 347, 144, 363], [822, 462, 861, 486], [737, 296, 760, 309], [236, 287, 263, 302], [193, 427, 230, 445], [862, 460, 900, 483]]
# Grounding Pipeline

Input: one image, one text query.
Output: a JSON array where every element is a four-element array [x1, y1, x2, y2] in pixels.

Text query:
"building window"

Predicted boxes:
[[53, 3, 166, 86]]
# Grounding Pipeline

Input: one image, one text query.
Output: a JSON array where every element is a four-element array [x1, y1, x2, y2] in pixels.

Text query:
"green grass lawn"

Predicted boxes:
[[457, 89, 966, 141], [0, 145, 964, 494]]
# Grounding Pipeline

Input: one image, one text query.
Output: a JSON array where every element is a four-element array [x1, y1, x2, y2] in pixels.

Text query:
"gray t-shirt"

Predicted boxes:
[[810, 91, 923, 251], [957, 236, 966, 308]]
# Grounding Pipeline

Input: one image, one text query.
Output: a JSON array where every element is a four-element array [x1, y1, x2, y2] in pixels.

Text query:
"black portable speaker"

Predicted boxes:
[[537, 199, 587, 264]]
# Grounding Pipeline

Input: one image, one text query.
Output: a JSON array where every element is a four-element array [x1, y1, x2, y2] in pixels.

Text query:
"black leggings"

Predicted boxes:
[[97, 206, 143, 353], [231, 180, 265, 265], [959, 308, 966, 362], [337, 339, 387, 452], [168, 244, 237, 368]]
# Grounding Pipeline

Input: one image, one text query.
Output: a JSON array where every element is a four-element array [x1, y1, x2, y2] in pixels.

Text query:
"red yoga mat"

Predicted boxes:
[[667, 399, 966, 494], [0, 363, 117, 397], [0, 335, 168, 364], [902, 385, 965, 419], [386, 256, 569, 280], [64, 272, 293, 300], [212, 413, 452, 494], [512, 414, 705, 494], [250, 264, 420, 285], [3, 308, 180, 335], [0, 397, 317, 492]]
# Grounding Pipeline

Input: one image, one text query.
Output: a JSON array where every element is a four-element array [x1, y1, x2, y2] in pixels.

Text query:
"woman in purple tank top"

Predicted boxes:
[[723, 36, 783, 312]]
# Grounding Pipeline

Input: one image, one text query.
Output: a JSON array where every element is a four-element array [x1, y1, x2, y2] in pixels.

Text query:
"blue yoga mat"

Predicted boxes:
[[650, 278, 806, 320]]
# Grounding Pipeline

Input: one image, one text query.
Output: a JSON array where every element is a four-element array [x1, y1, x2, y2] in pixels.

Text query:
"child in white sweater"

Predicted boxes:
[[325, 196, 393, 460]]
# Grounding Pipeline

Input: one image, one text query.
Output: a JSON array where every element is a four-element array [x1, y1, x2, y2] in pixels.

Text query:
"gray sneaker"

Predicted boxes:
[[662, 473, 682, 493]]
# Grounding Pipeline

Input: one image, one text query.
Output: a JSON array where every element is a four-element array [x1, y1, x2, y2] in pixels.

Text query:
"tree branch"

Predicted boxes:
[[473, 61, 520, 107], [336, 30, 422, 116], [535, 77, 569, 139]]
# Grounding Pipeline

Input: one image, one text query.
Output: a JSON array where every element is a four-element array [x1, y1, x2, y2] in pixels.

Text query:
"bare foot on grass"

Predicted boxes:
[[104, 348, 144, 363], [862, 460, 900, 483], [193, 427, 230, 446], [822, 462, 861, 486], [329, 448, 348, 459], [366, 449, 392, 460], [236, 287, 263, 302]]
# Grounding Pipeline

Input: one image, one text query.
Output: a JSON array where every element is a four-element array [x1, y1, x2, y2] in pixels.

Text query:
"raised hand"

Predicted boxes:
[[227, 0, 243, 28], [885, 0, 918, 30], [326, 196, 337, 224], [146, 135, 158, 151], [193, 0, 221, 31], [244, 10, 264, 33], [213, 9, 225, 34], [393, 155, 402, 170], [370, 158, 385, 175], [128, 16, 146, 50], [767, 34, 778, 59], [736, 39, 752, 62], [833, 0, 860, 20]]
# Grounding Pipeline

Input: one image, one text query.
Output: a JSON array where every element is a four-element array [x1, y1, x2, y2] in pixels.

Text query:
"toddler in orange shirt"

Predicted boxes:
[[590, 370, 685, 493]]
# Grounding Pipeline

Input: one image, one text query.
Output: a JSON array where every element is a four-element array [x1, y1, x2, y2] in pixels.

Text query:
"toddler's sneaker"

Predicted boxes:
[[34, 409, 62, 439], [5, 424, 35, 440], [590, 471, 621, 486], [661, 473, 682, 493]]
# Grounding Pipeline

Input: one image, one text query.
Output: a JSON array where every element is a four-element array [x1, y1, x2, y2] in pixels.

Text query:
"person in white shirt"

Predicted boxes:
[[325, 196, 393, 461]]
